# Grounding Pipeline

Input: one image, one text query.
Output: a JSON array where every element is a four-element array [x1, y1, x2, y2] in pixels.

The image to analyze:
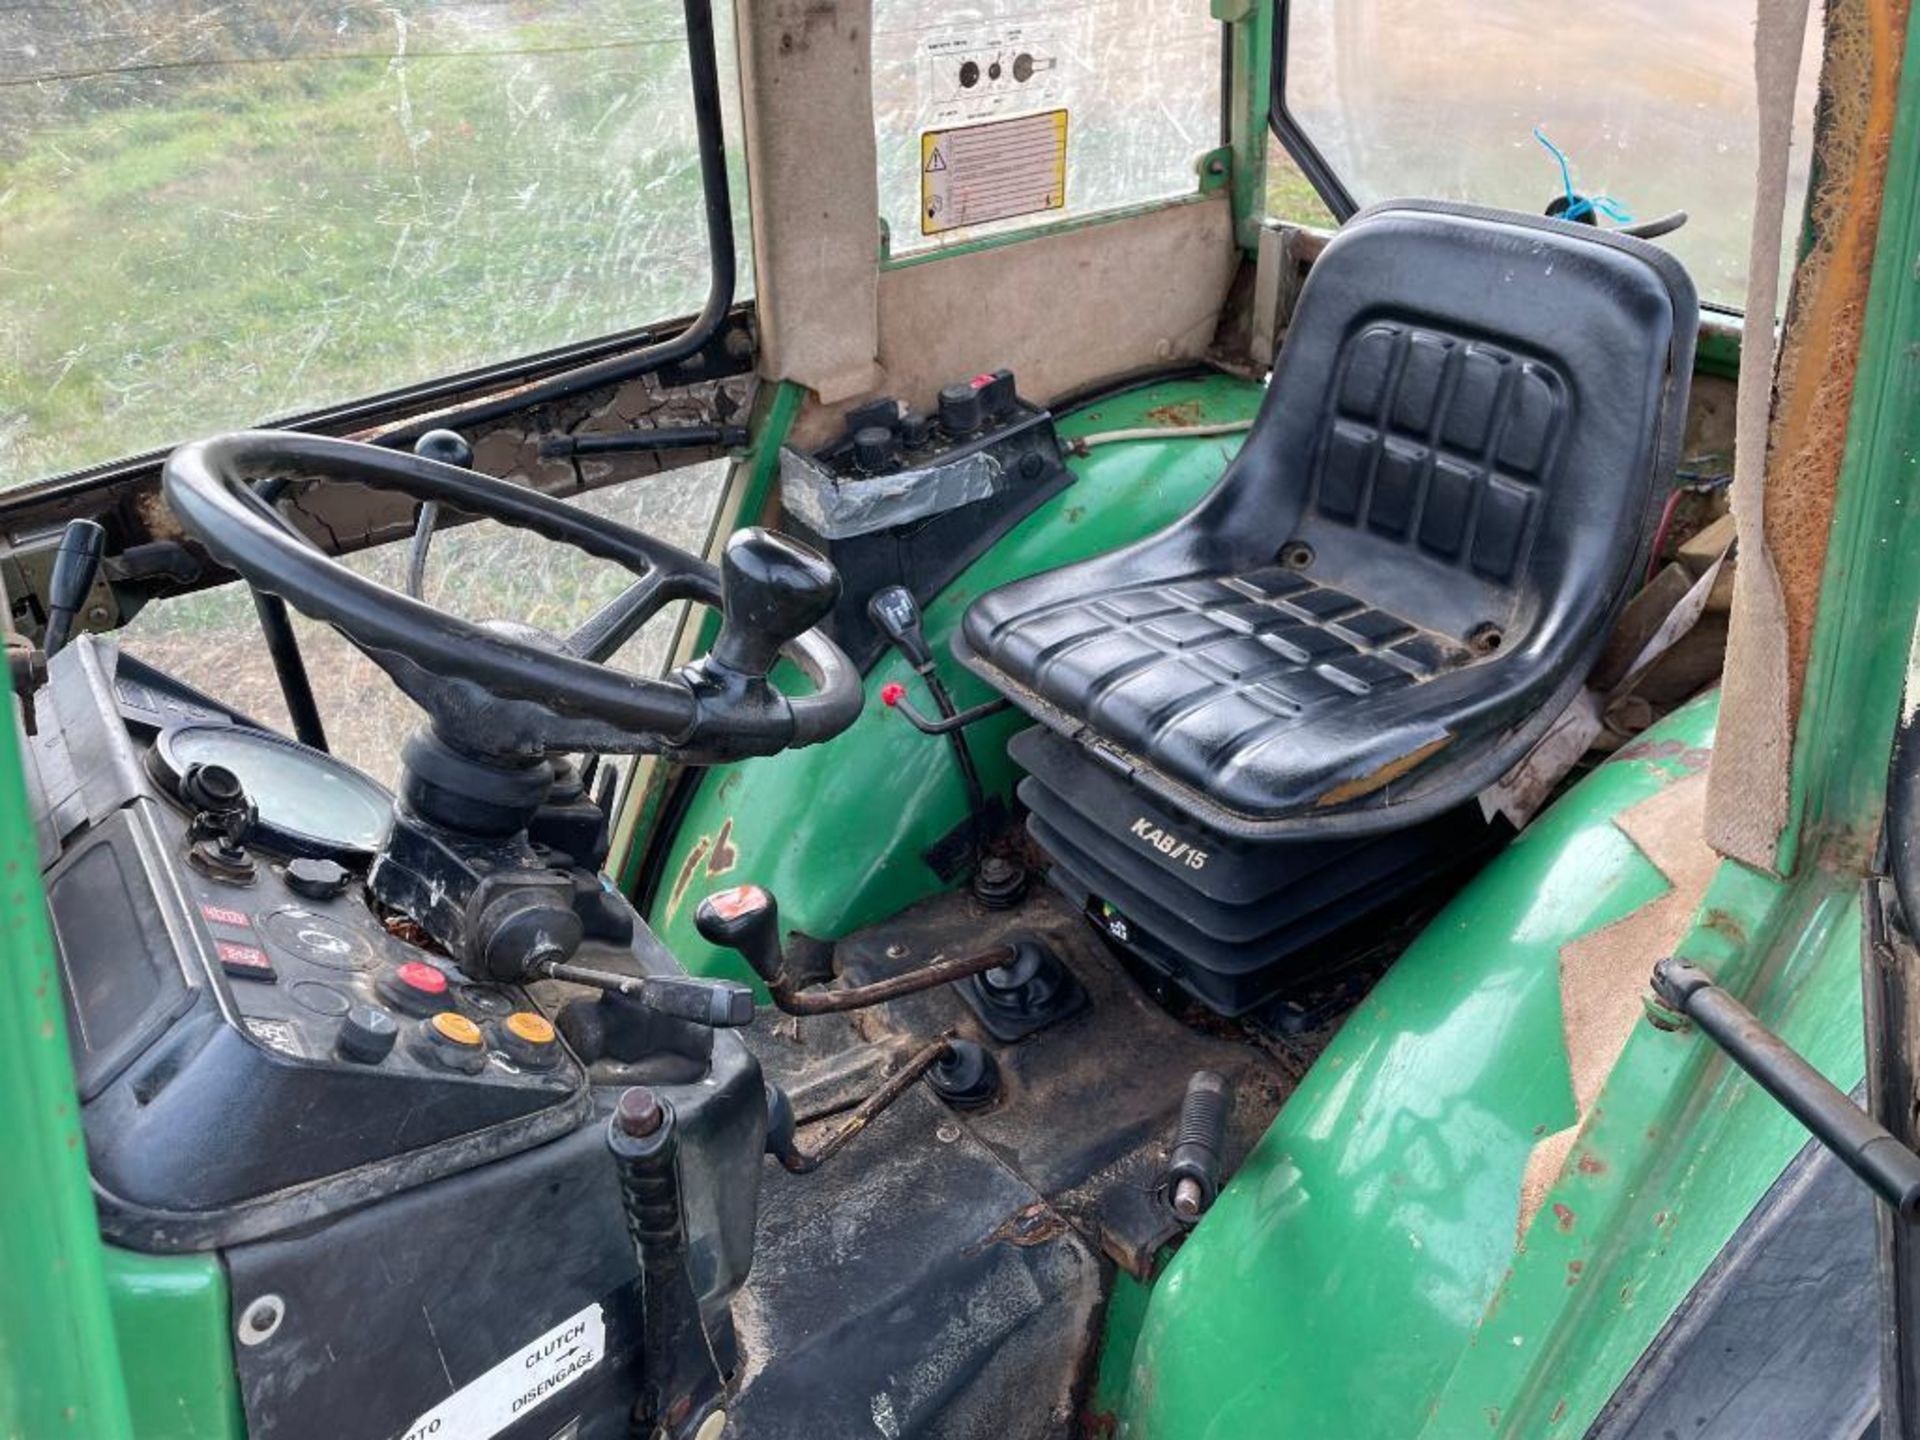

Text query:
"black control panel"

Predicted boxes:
[[784, 367, 1072, 669], [26, 640, 764, 1262]]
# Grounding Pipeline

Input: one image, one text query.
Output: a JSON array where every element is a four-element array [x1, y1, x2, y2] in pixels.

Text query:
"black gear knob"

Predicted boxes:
[[694, 883, 785, 986], [412, 428, 473, 469], [709, 528, 840, 679]]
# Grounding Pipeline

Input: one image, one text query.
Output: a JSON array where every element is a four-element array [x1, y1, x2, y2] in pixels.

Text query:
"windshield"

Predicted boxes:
[[1276, 0, 1822, 307], [0, 1, 744, 487]]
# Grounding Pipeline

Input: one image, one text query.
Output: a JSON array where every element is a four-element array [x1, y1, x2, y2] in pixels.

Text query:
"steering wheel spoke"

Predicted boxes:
[[567, 570, 678, 664]]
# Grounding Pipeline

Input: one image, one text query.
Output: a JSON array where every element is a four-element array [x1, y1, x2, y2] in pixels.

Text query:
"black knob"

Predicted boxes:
[[412, 428, 473, 469], [693, 884, 785, 986], [181, 762, 246, 815], [44, 518, 108, 657], [867, 585, 933, 670], [899, 412, 936, 449], [937, 382, 983, 437], [851, 425, 897, 474], [285, 857, 351, 901], [336, 1004, 399, 1065], [708, 528, 841, 679]]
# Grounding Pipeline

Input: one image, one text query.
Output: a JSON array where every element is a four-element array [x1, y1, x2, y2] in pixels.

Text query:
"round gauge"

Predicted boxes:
[[151, 723, 394, 861]]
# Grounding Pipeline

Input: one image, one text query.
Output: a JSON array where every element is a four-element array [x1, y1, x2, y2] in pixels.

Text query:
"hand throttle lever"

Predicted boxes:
[[43, 518, 108, 657], [534, 959, 755, 1028]]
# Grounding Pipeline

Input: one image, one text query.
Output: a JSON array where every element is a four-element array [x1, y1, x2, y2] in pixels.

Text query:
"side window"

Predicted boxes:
[[1273, 0, 1821, 306], [0, 1, 747, 486], [872, 0, 1223, 255]]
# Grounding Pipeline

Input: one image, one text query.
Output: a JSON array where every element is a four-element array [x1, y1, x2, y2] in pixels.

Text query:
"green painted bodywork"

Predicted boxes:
[[1112, 694, 1868, 1436], [103, 1251, 244, 1440], [1781, 0, 1920, 875], [0, 689, 135, 1439], [644, 374, 1267, 985], [1218, 0, 1276, 251]]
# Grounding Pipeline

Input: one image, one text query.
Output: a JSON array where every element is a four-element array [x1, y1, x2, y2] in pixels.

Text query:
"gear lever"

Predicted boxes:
[[868, 584, 991, 867], [705, 527, 841, 679], [695, 883, 1013, 1015]]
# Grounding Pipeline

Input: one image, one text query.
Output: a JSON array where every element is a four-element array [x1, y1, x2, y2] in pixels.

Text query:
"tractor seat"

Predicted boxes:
[[957, 201, 1697, 839]]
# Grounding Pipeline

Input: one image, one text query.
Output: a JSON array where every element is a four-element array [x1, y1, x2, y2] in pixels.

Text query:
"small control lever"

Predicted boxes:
[[868, 585, 934, 671], [762, 1038, 955, 1174], [404, 429, 472, 602], [535, 959, 755, 1028], [868, 585, 995, 863], [606, 1088, 728, 1439], [1163, 1070, 1231, 1224], [707, 527, 841, 679], [43, 518, 108, 657], [695, 883, 1012, 1015]]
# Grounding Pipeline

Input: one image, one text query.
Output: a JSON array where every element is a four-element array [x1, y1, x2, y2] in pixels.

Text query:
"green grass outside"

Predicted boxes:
[[0, 3, 740, 485]]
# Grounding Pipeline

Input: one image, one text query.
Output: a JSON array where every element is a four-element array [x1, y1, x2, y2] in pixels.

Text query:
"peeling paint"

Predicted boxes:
[[705, 818, 739, 878], [969, 1201, 1069, 1254], [664, 837, 713, 923]]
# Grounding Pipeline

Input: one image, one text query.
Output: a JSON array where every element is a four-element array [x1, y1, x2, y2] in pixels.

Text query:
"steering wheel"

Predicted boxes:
[[161, 430, 862, 763]]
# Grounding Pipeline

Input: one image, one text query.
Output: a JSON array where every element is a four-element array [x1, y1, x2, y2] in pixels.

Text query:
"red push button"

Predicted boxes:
[[397, 961, 447, 995], [378, 960, 453, 1016]]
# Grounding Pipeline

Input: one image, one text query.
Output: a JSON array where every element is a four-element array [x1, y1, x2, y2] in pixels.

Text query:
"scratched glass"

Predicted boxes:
[[0, 1, 747, 485], [1281, 0, 1822, 306], [871, 0, 1223, 254]]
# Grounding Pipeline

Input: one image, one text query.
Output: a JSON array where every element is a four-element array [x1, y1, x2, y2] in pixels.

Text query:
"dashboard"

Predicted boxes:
[[26, 636, 764, 1440]]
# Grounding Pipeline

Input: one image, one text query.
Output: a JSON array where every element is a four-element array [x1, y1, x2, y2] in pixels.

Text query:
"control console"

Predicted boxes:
[[26, 638, 763, 1265], [782, 366, 1072, 668]]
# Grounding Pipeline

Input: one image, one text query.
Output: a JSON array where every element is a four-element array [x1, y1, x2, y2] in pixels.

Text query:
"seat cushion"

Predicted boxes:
[[966, 561, 1490, 828], [958, 201, 1697, 838]]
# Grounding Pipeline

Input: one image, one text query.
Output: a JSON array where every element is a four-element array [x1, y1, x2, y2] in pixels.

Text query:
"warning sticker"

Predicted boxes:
[[921, 27, 1062, 125], [397, 1303, 605, 1440], [921, 110, 1068, 236]]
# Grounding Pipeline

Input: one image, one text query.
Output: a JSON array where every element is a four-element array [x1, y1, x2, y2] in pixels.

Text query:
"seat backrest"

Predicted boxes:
[[1208, 201, 1697, 659]]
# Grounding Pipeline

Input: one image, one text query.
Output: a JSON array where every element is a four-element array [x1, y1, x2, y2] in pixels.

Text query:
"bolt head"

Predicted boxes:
[[616, 1086, 664, 1138]]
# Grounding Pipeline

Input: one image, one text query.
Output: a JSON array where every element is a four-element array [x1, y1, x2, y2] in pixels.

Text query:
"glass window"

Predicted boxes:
[[120, 461, 731, 790], [872, 0, 1223, 255], [1277, 0, 1822, 306], [1268, 150, 1337, 229], [0, 2, 746, 487]]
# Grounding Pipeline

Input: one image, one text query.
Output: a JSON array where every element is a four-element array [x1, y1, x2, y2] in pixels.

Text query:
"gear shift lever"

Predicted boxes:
[[695, 883, 1014, 1015], [707, 528, 840, 679]]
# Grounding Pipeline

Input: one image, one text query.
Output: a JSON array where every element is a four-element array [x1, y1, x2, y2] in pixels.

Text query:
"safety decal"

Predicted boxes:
[[396, 1302, 606, 1440], [920, 109, 1068, 236]]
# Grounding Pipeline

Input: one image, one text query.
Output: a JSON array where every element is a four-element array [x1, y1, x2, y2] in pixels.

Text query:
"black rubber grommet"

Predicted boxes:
[[928, 1040, 1000, 1110]]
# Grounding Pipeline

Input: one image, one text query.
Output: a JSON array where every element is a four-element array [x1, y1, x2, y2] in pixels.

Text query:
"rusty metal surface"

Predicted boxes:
[[745, 884, 1295, 1281]]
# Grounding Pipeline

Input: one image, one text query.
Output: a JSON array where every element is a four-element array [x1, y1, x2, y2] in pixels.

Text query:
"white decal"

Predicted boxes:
[[1127, 817, 1209, 870], [397, 1303, 605, 1440]]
